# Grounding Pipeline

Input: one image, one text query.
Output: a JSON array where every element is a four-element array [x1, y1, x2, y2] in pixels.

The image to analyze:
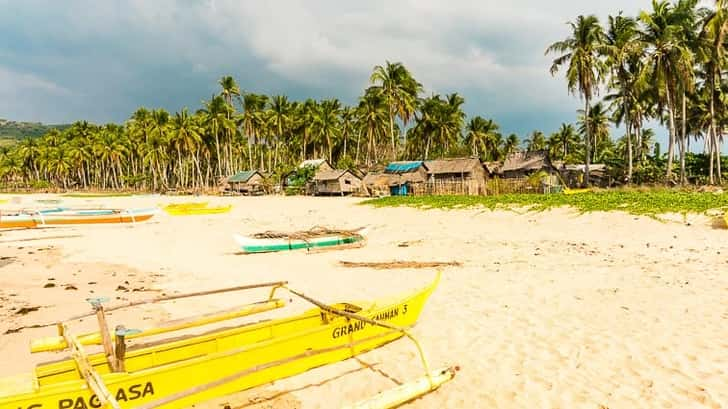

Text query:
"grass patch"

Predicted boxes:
[[362, 190, 728, 217]]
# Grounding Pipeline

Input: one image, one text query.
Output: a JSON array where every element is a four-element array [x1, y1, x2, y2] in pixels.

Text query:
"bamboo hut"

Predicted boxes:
[[313, 169, 362, 196], [423, 157, 488, 195], [500, 151, 556, 178], [222, 171, 265, 195], [384, 161, 429, 196]]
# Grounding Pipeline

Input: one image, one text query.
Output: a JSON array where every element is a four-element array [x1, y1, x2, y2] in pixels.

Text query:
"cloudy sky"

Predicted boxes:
[[0, 0, 681, 142]]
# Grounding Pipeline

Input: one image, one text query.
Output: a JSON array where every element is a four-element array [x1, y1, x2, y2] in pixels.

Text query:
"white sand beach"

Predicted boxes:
[[1, 194, 727, 408]]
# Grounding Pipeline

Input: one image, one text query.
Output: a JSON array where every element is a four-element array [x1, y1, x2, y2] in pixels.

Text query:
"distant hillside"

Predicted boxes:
[[0, 119, 71, 143]]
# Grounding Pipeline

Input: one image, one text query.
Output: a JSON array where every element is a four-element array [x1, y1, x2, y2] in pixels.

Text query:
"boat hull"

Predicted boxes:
[[0, 276, 438, 409], [164, 205, 231, 216], [234, 232, 365, 253], [0, 214, 37, 228]]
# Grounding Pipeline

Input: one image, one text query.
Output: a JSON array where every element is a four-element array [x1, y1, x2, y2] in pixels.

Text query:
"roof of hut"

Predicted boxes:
[[227, 170, 261, 183], [384, 161, 428, 174], [424, 157, 482, 175], [299, 159, 332, 169], [501, 150, 553, 173], [363, 172, 391, 187], [313, 169, 359, 181], [483, 161, 502, 174]]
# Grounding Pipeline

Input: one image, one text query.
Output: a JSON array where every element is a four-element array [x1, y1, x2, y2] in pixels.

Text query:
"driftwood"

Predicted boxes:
[[339, 260, 462, 269]]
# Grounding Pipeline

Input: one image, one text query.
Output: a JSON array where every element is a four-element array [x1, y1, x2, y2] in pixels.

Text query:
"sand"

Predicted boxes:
[[1, 194, 727, 408]]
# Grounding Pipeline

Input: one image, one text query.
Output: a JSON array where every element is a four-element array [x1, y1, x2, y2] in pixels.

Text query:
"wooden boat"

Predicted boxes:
[[0, 212, 37, 228], [0, 274, 441, 409], [162, 202, 208, 209], [34, 208, 157, 225], [36, 199, 63, 205], [234, 228, 367, 253], [163, 204, 231, 216], [564, 188, 590, 195]]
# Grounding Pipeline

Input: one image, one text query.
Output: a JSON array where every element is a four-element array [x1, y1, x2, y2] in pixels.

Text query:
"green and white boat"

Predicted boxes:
[[234, 228, 367, 254]]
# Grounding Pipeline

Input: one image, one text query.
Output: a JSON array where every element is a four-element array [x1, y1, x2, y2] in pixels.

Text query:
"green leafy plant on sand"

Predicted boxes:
[[362, 191, 728, 218]]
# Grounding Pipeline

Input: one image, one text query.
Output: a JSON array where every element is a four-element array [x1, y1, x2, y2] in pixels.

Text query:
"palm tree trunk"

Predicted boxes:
[[355, 129, 362, 163], [584, 95, 591, 187], [717, 128, 723, 184], [626, 120, 633, 183], [389, 106, 395, 159], [665, 84, 676, 181], [679, 92, 687, 185]]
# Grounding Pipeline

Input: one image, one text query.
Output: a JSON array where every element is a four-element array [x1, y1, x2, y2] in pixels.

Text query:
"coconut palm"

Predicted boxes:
[[547, 14, 607, 185], [370, 61, 422, 157], [604, 12, 642, 181]]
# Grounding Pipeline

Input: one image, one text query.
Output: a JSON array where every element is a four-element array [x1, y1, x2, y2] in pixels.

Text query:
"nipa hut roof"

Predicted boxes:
[[227, 170, 261, 183], [363, 172, 391, 187], [424, 158, 482, 175], [299, 159, 331, 169], [314, 169, 358, 181], [501, 150, 553, 173]]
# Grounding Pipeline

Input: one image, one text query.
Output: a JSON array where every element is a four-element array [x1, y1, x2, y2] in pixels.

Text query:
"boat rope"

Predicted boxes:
[[281, 286, 434, 388]]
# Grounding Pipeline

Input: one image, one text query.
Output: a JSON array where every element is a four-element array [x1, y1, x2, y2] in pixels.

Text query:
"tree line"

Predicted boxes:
[[0, 0, 727, 191], [547, 0, 728, 185]]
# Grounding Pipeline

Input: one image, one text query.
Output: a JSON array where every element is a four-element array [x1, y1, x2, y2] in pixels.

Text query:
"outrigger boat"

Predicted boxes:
[[163, 204, 231, 216], [0, 274, 453, 408], [161, 202, 208, 209], [0, 208, 157, 228], [234, 227, 367, 254]]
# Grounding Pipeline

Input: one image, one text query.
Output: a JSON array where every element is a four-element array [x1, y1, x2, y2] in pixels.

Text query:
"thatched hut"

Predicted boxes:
[[283, 159, 335, 194], [384, 161, 429, 196], [560, 163, 611, 187], [424, 157, 488, 195], [313, 169, 362, 196], [222, 170, 265, 195], [501, 150, 556, 178], [362, 172, 392, 197]]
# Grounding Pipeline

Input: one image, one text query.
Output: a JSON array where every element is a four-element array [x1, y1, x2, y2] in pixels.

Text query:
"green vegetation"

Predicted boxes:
[[363, 191, 728, 217], [0, 119, 70, 141]]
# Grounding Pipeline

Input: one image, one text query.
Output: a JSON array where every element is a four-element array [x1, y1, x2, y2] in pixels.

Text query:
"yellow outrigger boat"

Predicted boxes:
[[0, 274, 452, 408], [163, 204, 231, 216], [161, 202, 208, 209]]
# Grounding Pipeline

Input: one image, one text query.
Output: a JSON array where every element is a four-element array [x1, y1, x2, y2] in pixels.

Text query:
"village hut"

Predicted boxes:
[[282, 159, 335, 193], [500, 150, 556, 178], [222, 170, 265, 195], [361, 172, 392, 197], [424, 157, 488, 195], [384, 161, 429, 196], [560, 163, 611, 187], [312, 169, 362, 196]]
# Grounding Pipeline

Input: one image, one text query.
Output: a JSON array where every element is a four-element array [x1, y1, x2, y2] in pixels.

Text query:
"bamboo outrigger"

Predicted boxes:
[[0, 273, 453, 408]]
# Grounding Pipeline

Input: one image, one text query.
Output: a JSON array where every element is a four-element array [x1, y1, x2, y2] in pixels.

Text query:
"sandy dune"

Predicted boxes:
[[1, 194, 727, 408]]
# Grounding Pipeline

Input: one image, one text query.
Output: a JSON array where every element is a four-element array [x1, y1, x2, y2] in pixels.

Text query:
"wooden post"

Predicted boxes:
[[114, 325, 127, 372], [90, 300, 117, 372]]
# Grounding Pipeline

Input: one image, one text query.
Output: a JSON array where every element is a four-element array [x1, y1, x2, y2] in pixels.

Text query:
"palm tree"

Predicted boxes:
[[525, 131, 547, 152], [699, 0, 728, 183], [356, 88, 388, 164], [578, 102, 611, 163], [548, 123, 580, 161], [604, 12, 642, 181], [311, 99, 342, 163], [640, 0, 696, 181], [547, 14, 607, 185], [169, 108, 203, 188], [267, 95, 291, 168], [464, 117, 499, 159], [370, 61, 422, 157]]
